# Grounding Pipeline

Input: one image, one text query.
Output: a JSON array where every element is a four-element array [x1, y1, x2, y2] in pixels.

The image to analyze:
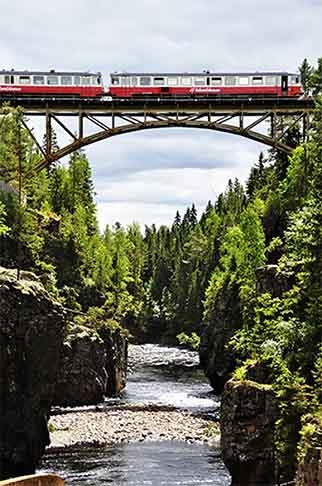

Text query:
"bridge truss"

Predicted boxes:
[[0, 96, 315, 172]]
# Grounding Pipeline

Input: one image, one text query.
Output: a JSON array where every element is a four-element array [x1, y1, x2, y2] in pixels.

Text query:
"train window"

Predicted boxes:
[[194, 77, 206, 86], [4, 75, 10, 84], [225, 76, 236, 85], [92, 75, 101, 85], [81, 76, 91, 85], [168, 77, 178, 85], [291, 75, 299, 84], [121, 77, 129, 86], [266, 76, 276, 85], [239, 76, 249, 85], [33, 76, 44, 85], [153, 77, 164, 85], [131, 77, 138, 85], [19, 76, 31, 84], [111, 77, 120, 85], [47, 76, 58, 85], [140, 76, 151, 85], [61, 76, 72, 85], [181, 77, 192, 85], [211, 77, 222, 85], [74, 76, 80, 85], [252, 76, 263, 85]]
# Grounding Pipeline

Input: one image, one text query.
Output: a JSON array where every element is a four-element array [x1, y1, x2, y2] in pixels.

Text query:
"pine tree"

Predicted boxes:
[[299, 58, 313, 96], [310, 57, 322, 96]]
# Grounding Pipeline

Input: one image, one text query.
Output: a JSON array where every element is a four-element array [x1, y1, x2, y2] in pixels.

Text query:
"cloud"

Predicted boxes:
[[1, 0, 320, 229], [1, 0, 321, 74], [87, 128, 263, 179], [94, 163, 256, 230]]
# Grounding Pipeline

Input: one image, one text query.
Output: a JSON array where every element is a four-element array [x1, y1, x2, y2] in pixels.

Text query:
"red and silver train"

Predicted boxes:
[[0, 69, 302, 98]]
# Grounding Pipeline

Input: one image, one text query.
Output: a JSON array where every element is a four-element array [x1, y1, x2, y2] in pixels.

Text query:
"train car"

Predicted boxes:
[[109, 72, 302, 97], [0, 70, 104, 97]]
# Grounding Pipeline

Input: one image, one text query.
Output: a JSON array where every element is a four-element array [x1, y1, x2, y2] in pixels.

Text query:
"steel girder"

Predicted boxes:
[[0, 97, 314, 172]]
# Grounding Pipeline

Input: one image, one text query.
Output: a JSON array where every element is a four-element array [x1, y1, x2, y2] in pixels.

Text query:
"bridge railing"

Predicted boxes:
[[0, 474, 64, 486]]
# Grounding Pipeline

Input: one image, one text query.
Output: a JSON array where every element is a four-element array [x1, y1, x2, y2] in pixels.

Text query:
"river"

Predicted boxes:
[[39, 344, 231, 485]]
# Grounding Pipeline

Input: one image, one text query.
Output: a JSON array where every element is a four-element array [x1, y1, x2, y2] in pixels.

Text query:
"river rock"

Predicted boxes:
[[53, 323, 127, 406], [0, 267, 65, 479], [221, 379, 279, 486]]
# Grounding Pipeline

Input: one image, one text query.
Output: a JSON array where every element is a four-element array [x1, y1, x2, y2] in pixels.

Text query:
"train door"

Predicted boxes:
[[122, 76, 130, 96], [4, 75, 15, 84], [281, 75, 288, 96]]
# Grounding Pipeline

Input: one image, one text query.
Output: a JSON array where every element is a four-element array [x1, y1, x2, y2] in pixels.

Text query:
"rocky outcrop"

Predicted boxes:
[[53, 323, 127, 406], [256, 264, 295, 297], [102, 327, 127, 397], [221, 379, 279, 486], [199, 265, 294, 395], [296, 420, 322, 486], [0, 267, 65, 480], [296, 447, 322, 485], [199, 281, 241, 393]]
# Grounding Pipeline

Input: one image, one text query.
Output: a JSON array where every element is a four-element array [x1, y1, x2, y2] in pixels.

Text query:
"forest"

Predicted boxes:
[[1, 57, 322, 476]]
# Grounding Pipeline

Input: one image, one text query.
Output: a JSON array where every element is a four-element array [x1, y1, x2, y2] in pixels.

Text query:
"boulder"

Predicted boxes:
[[0, 267, 65, 479]]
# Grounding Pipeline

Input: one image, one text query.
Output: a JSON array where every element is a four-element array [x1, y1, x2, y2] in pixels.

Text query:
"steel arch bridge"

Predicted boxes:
[[0, 96, 315, 172]]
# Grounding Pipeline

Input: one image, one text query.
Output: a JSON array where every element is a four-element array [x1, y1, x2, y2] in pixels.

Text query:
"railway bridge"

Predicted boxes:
[[0, 96, 315, 172]]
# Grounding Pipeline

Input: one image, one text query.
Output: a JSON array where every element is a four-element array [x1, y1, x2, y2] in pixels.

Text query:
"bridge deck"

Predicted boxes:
[[0, 96, 315, 116], [0, 95, 315, 171]]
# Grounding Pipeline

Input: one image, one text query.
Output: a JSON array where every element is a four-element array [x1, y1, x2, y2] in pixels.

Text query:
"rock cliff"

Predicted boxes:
[[221, 378, 279, 486], [0, 267, 65, 479], [53, 323, 127, 406], [199, 280, 241, 393], [296, 420, 322, 486]]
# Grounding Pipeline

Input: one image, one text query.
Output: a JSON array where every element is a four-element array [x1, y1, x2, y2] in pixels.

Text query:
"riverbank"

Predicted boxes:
[[40, 345, 229, 485], [48, 407, 219, 450]]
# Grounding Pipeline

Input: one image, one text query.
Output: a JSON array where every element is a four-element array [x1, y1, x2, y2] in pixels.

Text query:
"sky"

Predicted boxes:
[[1, 0, 322, 230]]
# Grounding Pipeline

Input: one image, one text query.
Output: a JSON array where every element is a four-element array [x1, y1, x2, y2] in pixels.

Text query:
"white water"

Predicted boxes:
[[40, 344, 231, 485]]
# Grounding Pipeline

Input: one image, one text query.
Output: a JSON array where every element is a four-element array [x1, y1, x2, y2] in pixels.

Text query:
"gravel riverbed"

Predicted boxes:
[[48, 408, 220, 449]]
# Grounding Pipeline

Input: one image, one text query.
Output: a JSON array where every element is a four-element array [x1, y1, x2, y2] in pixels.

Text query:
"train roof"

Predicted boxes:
[[0, 70, 102, 76], [111, 71, 298, 76]]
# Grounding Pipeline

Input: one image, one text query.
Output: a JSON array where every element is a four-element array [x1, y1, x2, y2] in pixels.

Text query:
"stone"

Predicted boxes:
[[0, 267, 65, 479], [296, 421, 322, 486], [221, 379, 279, 486], [53, 323, 127, 406], [256, 264, 295, 298], [296, 447, 322, 486], [199, 281, 241, 393]]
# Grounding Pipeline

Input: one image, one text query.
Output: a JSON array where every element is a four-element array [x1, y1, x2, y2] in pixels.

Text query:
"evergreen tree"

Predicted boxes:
[[299, 58, 313, 96], [310, 57, 322, 96]]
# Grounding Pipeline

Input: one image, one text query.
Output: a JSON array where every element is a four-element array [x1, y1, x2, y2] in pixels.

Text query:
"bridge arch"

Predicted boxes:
[[34, 119, 298, 173], [0, 96, 313, 173]]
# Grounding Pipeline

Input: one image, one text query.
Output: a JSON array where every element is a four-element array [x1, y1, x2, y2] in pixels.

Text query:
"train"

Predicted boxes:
[[0, 69, 302, 98]]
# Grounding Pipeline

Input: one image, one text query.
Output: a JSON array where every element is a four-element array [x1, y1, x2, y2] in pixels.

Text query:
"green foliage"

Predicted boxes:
[[4, 64, 322, 480], [299, 58, 314, 96], [0, 201, 9, 236], [176, 332, 200, 351], [204, 199, 266, 327], [310, 57, 322, 96], [74, 306, 126, 334]]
